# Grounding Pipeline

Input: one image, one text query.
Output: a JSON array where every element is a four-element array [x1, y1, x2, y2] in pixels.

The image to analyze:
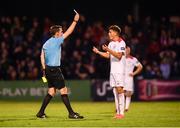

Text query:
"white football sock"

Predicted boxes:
[[118, 93, 125, 115], [113, 88, 120, 114], [125, 96, 131, 110]]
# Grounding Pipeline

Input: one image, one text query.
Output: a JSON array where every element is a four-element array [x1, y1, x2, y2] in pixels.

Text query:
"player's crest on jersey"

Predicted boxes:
[[121, 47, 125, 50]]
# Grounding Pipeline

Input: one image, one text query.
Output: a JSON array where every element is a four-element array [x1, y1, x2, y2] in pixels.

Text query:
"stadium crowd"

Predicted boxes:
[[0, 15, 179, 80]]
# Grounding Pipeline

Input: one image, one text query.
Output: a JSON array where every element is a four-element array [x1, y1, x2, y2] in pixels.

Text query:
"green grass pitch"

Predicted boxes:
[[0, 101, 180, 127]]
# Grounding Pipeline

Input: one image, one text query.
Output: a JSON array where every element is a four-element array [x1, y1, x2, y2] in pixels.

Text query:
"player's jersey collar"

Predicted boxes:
[[112, 37, 123, 43], [126, 55, 134, 59]]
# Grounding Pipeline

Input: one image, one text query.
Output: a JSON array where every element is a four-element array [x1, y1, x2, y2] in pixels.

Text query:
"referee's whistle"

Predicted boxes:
[[42, 76, 47, 83]]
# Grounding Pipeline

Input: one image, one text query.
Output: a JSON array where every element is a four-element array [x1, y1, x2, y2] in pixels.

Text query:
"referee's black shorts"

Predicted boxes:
[[45, 65, 65, 89]]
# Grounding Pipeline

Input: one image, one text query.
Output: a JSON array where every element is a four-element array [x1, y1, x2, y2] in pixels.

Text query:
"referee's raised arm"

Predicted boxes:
[[63, 10, 80, 39]]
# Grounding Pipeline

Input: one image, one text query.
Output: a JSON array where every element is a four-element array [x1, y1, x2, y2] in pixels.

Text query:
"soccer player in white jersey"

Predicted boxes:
[[93, 25, 126, 119], [124, 46, 143, 111]]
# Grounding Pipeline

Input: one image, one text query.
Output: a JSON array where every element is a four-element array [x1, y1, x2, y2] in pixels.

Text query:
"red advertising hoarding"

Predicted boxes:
[[137, 80, 180, 100]]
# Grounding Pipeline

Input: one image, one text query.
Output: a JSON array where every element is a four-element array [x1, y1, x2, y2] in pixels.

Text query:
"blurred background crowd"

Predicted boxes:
[[0, 14, 179, 80]]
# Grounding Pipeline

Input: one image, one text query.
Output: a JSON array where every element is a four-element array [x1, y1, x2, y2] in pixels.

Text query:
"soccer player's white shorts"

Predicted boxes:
[[110, 73, 124, 88], [124, 76, 134, 92]]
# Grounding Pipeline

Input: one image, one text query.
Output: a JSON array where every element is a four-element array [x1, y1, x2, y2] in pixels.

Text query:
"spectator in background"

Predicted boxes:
[[159, 50, 176, 79], [147, 40, 161, 61], [160, 58, 171, 79], [0, 15, 179, 80]]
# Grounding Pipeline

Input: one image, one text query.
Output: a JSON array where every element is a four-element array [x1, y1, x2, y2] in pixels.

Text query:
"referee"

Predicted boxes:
[[36, 11, 83, 119]]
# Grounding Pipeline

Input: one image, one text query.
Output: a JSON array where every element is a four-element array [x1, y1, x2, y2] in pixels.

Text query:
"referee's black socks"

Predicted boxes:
[[61, 94, 74, 115], [38, 93, 53, 114]]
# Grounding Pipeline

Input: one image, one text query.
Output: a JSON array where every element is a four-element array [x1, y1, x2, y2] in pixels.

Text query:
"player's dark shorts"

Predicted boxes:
[[45, 65, 65, 89]]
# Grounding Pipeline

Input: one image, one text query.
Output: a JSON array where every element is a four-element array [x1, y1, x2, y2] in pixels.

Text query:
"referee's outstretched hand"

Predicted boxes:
[[63, 10, 80, 39], [73, 10, 80, 22]]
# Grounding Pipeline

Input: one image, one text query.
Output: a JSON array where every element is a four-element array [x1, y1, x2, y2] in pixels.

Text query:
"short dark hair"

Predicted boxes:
[[108, 25, 121, 36], [126, 44, 132, 50], [49, 25, 62, 36]]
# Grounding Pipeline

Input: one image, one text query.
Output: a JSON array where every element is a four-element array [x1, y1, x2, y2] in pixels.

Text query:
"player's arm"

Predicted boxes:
[[63, 10, 80, 39], [92, 46, 110, 59], [102, 44, 123, 60], [130, 63, 143, 77], [40, 49, 46, 70]]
